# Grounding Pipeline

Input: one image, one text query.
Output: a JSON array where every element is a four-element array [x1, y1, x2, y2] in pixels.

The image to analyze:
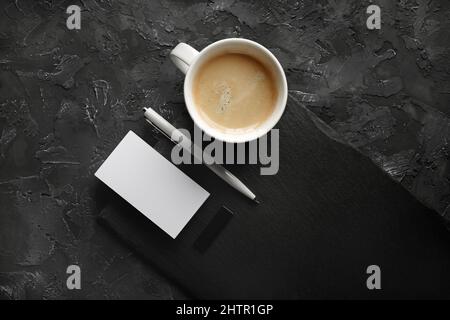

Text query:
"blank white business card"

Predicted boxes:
[[95, 131, 209, 239]]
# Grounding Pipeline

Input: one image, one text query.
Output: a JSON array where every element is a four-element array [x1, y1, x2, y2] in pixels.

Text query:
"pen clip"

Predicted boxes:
[[145, 118, 178, 144]]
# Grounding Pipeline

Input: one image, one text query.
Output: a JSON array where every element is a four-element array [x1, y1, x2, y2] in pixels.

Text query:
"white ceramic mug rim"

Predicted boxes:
[[183, 38, 288, 143]]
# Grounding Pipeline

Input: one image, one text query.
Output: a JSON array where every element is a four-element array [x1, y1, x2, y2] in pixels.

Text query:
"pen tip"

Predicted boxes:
[[253, 198, 260, 205]]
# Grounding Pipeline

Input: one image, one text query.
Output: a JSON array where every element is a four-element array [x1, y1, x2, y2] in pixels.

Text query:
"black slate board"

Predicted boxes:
[[98, 98, 450, 299]]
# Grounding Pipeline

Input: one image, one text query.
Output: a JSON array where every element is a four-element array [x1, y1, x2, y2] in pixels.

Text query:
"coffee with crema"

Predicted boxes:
[[193, 53, 278, 132]]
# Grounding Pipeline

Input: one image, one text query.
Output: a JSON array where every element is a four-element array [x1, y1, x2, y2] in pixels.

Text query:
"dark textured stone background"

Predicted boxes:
[[0, 0, 449, 299]]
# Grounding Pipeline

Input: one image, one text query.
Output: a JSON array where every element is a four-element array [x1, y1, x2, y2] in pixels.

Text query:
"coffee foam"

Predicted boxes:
[[193, 53, 277, 133]]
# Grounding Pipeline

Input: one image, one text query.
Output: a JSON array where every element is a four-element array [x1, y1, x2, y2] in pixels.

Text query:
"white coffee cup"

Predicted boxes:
[[170, 38, 288, 143]]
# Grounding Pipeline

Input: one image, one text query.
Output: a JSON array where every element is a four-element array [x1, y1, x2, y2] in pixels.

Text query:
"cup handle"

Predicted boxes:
[[170, 43, 200, 74]]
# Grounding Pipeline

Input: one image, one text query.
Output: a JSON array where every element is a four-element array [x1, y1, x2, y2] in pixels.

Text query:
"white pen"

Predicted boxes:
[[143, 107, 259, 204]]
